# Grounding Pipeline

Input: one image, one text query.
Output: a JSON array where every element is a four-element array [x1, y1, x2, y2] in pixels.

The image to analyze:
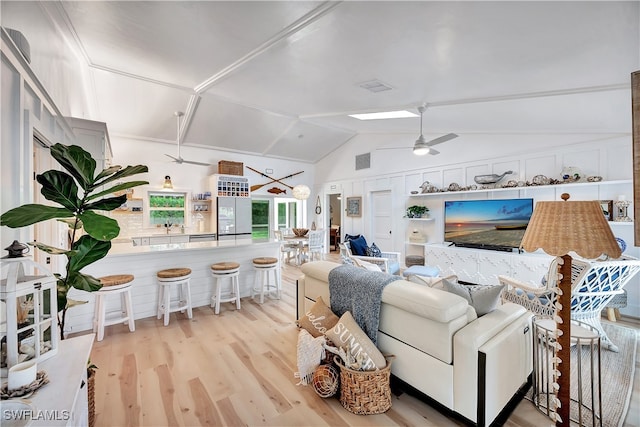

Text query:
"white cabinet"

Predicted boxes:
[[30, 334, 94, 426], [169, 235, 189, 244], [425, 244, 552, 286], [149, 236, 170, 245], [66, 117, 112, 168]]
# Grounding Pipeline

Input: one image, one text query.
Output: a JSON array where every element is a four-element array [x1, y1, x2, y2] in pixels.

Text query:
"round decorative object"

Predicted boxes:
[[616, 237, 627, 253], [587, 175, 603, 182], [292, 228, 309, 237], [292, 184, 311, 200], [410, 190, 419, 194], [447, 183, 461, 191], [312, 364, 339, 398], [560, 166, 582, 182], [532, 175, 550, 185]]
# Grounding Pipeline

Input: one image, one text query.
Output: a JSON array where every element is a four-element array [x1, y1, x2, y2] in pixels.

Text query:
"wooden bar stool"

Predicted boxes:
[[93, 274, 136, 341], [156, 268, 193, 326], [251, 257, 280, 304], [210, 262, 241, 314]]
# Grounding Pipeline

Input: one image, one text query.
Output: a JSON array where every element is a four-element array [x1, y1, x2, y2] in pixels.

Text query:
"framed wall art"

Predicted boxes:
[[600, 200, 613, 221], [346, 196, 362, 217]]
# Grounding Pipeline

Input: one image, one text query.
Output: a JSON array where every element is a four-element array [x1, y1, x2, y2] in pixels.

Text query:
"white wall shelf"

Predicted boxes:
[[405, 217, 435, 221], [408, 179, 632, 197]]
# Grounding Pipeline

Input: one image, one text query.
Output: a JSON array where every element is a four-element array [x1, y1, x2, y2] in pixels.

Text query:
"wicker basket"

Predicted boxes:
[[88, 369, 96, 427], [334, 356, 394, 415]]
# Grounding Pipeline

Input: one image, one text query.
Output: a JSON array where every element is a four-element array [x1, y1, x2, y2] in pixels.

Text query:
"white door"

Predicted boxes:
[[371, 191, 393, 251]]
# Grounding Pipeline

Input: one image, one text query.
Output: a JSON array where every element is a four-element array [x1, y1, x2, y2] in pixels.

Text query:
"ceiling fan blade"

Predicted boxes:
[[182, 159, 211, 167], [165, 154, 180, 162], [426, 133, 458, 146], [428, 148, 440, 155], [375, 147, 412, 151]]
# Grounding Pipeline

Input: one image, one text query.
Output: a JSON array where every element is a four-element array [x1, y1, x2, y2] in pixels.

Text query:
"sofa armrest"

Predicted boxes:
[[453, 303, 532, 424]]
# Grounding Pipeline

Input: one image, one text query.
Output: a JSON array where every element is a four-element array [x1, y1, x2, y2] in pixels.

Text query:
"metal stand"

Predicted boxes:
[[532, 317, 602, 427]]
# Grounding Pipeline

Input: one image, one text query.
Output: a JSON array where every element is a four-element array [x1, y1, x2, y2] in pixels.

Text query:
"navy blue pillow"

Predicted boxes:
[[344, 234, 361, 242], [349, 236, 368, 256], [366, 243, 382, 257]]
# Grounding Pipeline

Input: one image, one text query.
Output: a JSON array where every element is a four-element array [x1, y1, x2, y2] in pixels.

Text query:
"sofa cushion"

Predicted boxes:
[[403, 265, 440, 278], [442, 278, 505, 316], [325, 311, 386, 370], [297, 296, 339, 338], [349, 236, 369, 256], [366, 242, 382, 257], [381, 280, 469, 323]]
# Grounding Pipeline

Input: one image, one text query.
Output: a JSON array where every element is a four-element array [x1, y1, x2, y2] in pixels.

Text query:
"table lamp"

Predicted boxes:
[[520, 193, 621, 426]]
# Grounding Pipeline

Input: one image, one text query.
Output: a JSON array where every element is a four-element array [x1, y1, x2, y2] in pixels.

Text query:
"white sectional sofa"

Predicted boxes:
[[297, 261, 534, 427]]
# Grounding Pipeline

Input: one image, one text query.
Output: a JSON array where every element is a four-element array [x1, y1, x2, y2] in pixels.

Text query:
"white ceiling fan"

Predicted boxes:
[[378, 105, 458, 156], [164, 111, 211, 166]]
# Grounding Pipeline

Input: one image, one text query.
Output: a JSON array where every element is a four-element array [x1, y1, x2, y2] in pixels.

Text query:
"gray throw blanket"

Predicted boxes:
[[328, 264, 397, 345]]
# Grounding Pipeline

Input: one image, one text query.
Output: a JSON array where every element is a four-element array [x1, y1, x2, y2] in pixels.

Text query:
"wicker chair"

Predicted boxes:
[[340, 241, 401, 275], [500, 255, 640, 352]]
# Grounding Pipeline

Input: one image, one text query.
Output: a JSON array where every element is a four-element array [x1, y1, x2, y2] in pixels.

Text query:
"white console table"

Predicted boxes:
[[424, 244, 553, 286], [20, 334, 94, 426]]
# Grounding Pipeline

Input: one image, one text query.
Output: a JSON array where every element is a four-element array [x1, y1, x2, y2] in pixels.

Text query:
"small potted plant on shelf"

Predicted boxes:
[[405, 205, 429, 218]]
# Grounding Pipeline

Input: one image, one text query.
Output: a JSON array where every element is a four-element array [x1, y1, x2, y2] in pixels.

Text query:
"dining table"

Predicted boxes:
[[284, 234, 309, 265]]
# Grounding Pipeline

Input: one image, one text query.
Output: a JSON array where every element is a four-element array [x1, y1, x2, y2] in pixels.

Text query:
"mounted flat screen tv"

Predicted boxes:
[[444, 198, 534, 251]]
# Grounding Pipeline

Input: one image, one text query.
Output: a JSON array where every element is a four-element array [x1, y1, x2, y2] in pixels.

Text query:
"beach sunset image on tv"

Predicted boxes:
[[444, 198, 534, 250]]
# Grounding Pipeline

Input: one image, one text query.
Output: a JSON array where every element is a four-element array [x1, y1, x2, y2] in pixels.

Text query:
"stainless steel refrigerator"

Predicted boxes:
[[216, 197, 252, 240]]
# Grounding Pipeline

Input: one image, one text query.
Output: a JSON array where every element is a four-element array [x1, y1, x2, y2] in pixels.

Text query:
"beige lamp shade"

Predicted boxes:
[[163, 175, 173, 189], [292, 184, 311, 200], [520, 194, 621, 259]]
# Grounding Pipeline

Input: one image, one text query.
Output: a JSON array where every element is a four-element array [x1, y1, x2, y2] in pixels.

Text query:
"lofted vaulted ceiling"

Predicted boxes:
[[2, 1, 639, 163]]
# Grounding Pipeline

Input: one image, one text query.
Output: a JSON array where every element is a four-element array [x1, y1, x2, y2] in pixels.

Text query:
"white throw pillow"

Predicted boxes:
[[353, 258, 382, 272]]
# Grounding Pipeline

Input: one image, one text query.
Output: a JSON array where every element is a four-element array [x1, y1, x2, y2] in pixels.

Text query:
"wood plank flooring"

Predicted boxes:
[[81, 253, 638, 426]]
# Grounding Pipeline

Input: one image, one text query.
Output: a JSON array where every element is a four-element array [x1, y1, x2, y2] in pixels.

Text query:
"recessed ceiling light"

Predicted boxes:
[[349, 110, 419, 120]]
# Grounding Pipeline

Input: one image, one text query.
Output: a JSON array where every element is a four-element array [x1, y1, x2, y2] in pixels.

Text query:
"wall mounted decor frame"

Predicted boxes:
[[346, 196, 362, 217]]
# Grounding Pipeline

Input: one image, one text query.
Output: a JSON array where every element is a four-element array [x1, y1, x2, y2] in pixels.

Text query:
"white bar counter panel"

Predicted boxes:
[[65, 239, 279, 333]]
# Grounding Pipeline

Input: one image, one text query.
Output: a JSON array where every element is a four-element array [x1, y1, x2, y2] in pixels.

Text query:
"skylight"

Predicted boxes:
[[349, 110, 419, 120]]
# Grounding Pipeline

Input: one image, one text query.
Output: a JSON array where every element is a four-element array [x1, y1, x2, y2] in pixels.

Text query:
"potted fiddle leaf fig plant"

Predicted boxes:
[[0, 143, 148, 339]]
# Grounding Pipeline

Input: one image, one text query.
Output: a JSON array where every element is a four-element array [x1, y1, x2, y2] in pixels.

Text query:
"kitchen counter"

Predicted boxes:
[[65, 238, 280, 333]]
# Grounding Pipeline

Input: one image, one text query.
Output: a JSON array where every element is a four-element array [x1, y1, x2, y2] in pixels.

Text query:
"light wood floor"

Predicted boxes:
[[83, 253, 639, 427]]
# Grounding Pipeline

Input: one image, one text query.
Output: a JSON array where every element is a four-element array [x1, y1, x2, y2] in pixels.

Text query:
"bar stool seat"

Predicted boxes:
[[251, 257, 280, 304], [156, 267, 193, 326], [210, 262, 241, 314], [93, 274, 135, 341]]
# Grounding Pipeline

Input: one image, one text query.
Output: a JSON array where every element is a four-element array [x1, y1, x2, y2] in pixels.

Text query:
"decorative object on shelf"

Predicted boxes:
[[447, 182, 461, 191], [0, 257, 58, 373], [315, 196, 322, 214], [410, 190, 419, 194], [4, 240, 30, 258], [517, 181, 526, 187], [311, 222, 316, 231], [163, 175, 173, 189], [419, 181, 439, 193], [1, 370, 49, 399], [600, 200, 614, 221], [614, 197, 632, 222], [560, 166, 582, 182], [405, 205, 429, 218], [346, 197, 362, 217], [588, 175, 603, 182], [409, 229, 426, 243], [473, 170, 513, 185], [0, 143, 148, 339], [520, 192, 621, 426], [503, 180, 518, 188], [616, 237, 627, 252], [218, 160, 244, 176], [532, 175, 550, 186]]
